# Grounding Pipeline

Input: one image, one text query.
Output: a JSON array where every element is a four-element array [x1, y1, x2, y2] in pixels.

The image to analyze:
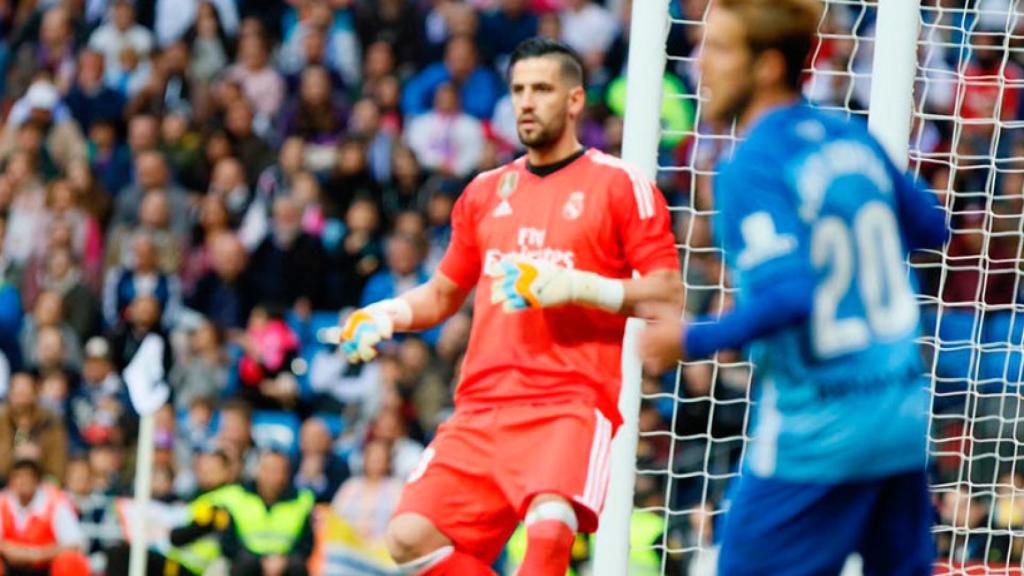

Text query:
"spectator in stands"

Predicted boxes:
[[479, 0, 539, 68], [325, 135, 380, 217], [65, 50, 126, 133], [102, 234, 183, 329], [88, 0, 155, 79], [1, 79, 87, 176], [110, 150, 191, 239], [278, 65, 347, 146], [19, 290, 82, 372], [222, 101, 275, 187], [33, 248, 99, 343], [249, 196, 328, 311], [224, 31, 284, 121], [254, 137, 306, 214], [187, 233, 253, 331], [107, 188, 185, 274], [348, 98, 394, 185], [159, 111, 205, 193], [0, 372, 68, 480], [330, 439, 402, 543], [207, 157, 253, 226], [360, 409, 424, 481], [360, 233, 433, 344], [126, 113, 160, 155], [69, 336, 128, 449], [360, 41, 398, 102], [216, 399, 257, 481], [329, 197, 383, 309], [5, 7, 77, 99], [294, 417, 349, 503], [405, 82, 485, 179], [220, 449, 314, 576], [154, 0, 240, 49], [237, 306, 300, 411], [169, 321, 229, 410], [0, 459, 90, 576], [279, 0, 360, 88], [107, 294, 173, 375], [354, 0, 423, 68], [401, 35, 501, 120], [185, 1, 233, 85], [560, 0, 618, 72]]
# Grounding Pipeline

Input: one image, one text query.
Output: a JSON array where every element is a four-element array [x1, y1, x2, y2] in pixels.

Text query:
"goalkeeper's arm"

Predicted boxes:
[[392, 273, 472, 332]]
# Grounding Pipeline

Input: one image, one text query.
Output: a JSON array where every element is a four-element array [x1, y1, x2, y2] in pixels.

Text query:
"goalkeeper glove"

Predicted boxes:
[[340, 299, 413, 363], [489, 256, 624, 313]]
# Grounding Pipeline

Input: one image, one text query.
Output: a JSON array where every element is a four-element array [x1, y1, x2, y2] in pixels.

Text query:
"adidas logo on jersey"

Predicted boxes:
[[493, 200, 513, 218]]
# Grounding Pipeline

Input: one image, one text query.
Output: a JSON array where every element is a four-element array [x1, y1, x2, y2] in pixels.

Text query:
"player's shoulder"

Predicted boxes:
[[582, 149, 655, 194], [583, 148, 646, 179], [582, 149, 662, 220]]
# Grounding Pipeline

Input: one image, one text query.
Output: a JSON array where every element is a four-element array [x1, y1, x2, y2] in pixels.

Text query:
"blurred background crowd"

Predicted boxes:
[[0, 0, 1021, 573]]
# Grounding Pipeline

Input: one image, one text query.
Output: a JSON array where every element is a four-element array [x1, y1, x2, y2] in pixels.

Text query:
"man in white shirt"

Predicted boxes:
[[559, 0, 618, 60], [404, 83, 485, 179], [0, 459, 89, 576], [87, 0, 155, 79]]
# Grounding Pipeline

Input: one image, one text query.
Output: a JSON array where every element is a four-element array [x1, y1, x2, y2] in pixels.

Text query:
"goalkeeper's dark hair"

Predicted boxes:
[[508, 37, 585, 87], [719, 0, 823, 90]]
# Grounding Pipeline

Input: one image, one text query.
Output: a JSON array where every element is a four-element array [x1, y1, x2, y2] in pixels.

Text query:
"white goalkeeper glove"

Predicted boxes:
[[339, 299, 413, 363], [489, 256, 624, 313]]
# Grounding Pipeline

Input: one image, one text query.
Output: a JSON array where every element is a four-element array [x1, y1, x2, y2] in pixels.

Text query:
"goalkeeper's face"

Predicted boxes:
[[510, 57, 584, 150], [699, 8, 757, 125]]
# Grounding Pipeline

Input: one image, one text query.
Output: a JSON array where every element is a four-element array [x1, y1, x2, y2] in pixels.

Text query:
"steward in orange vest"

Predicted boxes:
[[0, 460, 89, 576]]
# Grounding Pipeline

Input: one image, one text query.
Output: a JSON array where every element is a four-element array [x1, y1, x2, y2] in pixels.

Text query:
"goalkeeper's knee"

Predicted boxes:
[[518, 500, 578, 576]]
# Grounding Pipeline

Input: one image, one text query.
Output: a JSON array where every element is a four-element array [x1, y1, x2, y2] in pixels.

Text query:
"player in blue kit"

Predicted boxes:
[[638, 0, 949, 574]]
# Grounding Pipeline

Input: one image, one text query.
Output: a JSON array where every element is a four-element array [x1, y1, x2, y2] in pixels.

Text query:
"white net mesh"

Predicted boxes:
[[632, 1, 1024, 574]]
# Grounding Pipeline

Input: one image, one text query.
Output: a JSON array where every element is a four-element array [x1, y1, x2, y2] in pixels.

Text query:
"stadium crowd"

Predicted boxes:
[[0, 0, 1020, 573]]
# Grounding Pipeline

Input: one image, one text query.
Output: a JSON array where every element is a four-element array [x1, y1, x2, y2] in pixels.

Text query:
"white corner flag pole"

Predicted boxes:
[[124, 335, 171, 576], [129, 413, 155, 576], [594, 1, 670, 574]]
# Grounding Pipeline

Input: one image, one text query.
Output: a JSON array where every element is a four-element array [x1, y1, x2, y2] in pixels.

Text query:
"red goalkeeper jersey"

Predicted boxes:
[[438, 149, 679, 426]]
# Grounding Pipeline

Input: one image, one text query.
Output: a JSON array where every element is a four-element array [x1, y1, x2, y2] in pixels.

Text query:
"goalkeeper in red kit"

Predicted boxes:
[[340, 38, 680, 575]]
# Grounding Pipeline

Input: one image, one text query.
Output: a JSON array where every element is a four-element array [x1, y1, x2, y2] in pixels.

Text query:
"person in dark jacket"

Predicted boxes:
[[248, 197, 327, 311]]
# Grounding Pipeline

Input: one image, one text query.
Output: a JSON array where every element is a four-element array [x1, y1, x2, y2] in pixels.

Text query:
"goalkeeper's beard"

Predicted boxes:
[[517, 110, 569, 151]]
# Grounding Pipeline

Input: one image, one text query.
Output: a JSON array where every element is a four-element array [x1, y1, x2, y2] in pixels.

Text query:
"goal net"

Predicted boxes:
[[630, 1, 1024, 574]]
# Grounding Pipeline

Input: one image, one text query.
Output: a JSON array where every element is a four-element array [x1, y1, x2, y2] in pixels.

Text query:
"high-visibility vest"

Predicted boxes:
[[628, 510, 665, 576], [166, 484, 241, 575], [219, 487, 315, 556], [0, 486, 64, 569]]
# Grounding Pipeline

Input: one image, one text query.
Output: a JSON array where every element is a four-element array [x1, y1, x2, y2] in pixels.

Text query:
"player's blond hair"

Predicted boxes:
[[718, 0, 823, 89]]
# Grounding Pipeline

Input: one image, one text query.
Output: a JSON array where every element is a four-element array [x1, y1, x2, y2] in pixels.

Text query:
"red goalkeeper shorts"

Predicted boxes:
[[394, 400, 616, 563]]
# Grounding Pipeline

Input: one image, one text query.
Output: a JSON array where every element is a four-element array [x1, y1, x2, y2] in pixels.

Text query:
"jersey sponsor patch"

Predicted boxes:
[[493, 171, 519, 218], [737, 211, 798, 270]]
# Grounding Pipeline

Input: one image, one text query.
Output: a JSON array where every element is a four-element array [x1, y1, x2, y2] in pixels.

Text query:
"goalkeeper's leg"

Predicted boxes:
[[388, 514, 496, 575], [517, 494, 577, 575]]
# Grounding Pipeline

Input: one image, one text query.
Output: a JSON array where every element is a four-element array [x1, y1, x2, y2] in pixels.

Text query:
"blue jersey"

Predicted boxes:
[[713, 103, 942, 482]]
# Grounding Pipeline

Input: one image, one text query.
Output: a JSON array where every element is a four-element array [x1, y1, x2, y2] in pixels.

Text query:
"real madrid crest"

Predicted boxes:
[[562, 191, 585, 220]]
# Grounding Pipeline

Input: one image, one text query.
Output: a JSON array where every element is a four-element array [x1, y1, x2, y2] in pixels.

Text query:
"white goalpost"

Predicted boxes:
[[598, 0, 1024, 574]]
